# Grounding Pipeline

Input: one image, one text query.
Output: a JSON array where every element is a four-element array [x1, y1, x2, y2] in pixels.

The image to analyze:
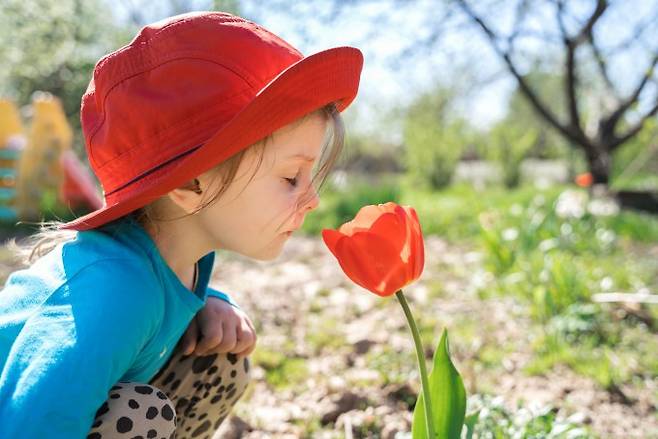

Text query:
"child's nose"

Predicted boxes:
[[293, 188, 319, 230], [301, 186, 320, 212]]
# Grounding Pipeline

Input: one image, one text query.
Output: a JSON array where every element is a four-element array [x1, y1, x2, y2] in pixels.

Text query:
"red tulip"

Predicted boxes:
[[321, 202, 425, 297]]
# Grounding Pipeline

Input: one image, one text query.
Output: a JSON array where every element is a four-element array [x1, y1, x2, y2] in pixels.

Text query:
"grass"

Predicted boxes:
[[306, 175, 658, 244], [364, 345, 416, 387], [250, 346, 309, 391], [305, 316, 348, 355]]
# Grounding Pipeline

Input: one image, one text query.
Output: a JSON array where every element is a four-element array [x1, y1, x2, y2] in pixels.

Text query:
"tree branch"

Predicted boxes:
[[456, 0, 588, 146], [556, 0, 584, 138], [588, 33, 619, 99], [610, 99, 658, 151], [557, 1, 608, 144], [602, 51, 658, 144], [573, 0, 607, 45]]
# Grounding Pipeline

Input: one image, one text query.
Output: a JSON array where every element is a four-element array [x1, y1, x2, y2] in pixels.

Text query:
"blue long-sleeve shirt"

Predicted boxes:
[[0, 213, 240, 438]]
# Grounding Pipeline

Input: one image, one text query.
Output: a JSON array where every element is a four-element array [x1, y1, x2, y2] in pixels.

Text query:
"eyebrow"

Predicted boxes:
[[286, 153, 317, 163]]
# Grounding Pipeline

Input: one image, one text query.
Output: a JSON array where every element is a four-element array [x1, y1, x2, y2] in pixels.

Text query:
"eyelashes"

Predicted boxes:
[[285, 169, 301, 188], [285, 169, 316, 190]]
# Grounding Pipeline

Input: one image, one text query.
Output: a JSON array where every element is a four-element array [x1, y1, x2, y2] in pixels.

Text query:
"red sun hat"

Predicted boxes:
[[60, 11, 363, 231]]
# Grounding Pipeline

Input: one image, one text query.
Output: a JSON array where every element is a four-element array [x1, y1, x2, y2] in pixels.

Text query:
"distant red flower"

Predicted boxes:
[[321, 202, 425, 297], [575, 172, 593, 187]]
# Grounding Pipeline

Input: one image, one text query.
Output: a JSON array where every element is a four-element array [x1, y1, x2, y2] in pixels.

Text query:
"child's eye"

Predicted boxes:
[[285, 177, 298, 187]]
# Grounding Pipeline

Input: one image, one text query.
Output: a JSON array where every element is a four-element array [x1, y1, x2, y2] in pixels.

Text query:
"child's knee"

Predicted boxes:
[[220, 353, 252, 395], [88, 382, 176, 439], [183, 350, 251, 381], [186, 352, 252, 399]]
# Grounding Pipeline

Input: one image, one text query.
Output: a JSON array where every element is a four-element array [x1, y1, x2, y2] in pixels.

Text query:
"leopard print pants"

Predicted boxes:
[[86, 342, 251, 439]]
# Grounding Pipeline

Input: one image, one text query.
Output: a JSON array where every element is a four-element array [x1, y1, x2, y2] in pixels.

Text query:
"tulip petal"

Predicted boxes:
[[336, 231, 411, 297], [334, 232, 382, 294], [321, 228, 345, 256], [393, 205, 412, 266], [407, 206, 425, 279], [387, 207, 419, 292], [368, 211, 406, 256], [398, 205, 425, 280], [339, 203, 398, 236]]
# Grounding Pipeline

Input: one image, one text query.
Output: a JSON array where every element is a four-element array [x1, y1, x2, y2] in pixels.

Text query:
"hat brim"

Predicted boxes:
[[60, 46, 363, 231]]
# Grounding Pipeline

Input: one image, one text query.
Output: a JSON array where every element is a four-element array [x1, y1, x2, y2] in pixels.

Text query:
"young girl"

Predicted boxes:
[[0, 11, 363, 439]]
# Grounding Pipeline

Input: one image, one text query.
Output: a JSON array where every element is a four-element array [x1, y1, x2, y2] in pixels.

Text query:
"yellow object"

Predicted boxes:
[[0, 99, 24, 221], [16, 92, 72, 220], [0, 99, 24, 147]]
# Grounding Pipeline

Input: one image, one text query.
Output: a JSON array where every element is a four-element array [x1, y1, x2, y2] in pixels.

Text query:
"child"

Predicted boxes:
[[0, 11, 363, 439]]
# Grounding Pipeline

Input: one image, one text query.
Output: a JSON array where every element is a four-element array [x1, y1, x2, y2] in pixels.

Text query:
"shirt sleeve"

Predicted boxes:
[[205, 286, 240, 310], [0, 258, 163, 439]]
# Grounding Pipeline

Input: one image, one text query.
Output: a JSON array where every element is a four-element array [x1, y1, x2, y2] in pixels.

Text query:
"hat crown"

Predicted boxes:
[[81, 11, 303, 195]]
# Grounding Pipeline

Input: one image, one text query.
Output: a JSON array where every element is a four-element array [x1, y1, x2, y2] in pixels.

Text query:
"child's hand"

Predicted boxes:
[[179, 297, 257, 360]]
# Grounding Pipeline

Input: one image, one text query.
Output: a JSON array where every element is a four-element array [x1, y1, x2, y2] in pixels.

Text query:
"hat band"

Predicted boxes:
[[104, 143, 204, 197]]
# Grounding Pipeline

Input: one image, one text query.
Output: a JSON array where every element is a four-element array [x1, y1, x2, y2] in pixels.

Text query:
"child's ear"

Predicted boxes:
[[167, 178, 204, 215]]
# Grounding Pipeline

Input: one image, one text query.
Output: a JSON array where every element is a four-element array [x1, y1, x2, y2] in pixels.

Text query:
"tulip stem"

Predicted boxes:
[[395, 289, 435, 439]]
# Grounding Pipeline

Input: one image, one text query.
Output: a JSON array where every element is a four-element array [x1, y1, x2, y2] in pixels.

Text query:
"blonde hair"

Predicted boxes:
[[7, 102, 344, 267]]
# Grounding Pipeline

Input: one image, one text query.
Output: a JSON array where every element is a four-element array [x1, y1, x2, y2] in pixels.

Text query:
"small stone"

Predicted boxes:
[[214, 414, 252, 439], [320, 391, 368, 425], [353, 339, 376, 355]]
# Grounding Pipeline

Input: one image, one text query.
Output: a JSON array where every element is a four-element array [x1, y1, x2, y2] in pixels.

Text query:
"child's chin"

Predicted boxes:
[[246, 246, 285, 262]]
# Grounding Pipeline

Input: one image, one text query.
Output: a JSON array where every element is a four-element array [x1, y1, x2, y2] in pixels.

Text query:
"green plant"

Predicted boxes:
[[252, 348, 309, 390], [546, 304, 607, 344], [484, 121, 538, 188], [533, 252, 592, 320], [402, 88, 468, 190], [465, 394, 592, 438], [305, 317, 347, 355]]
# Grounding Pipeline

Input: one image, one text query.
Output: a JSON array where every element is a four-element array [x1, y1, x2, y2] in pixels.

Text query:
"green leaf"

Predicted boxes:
[[412, 328, 467, 439]]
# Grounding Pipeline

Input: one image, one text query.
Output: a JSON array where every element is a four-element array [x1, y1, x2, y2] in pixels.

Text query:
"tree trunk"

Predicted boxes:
[[585, 146, 611, 185]]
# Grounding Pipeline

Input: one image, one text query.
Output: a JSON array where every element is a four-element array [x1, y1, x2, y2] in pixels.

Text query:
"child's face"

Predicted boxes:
[[196, 113, 328, 261]]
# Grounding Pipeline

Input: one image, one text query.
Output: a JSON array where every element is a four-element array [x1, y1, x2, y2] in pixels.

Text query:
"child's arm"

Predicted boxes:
[[0, 259, 163, 439]]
